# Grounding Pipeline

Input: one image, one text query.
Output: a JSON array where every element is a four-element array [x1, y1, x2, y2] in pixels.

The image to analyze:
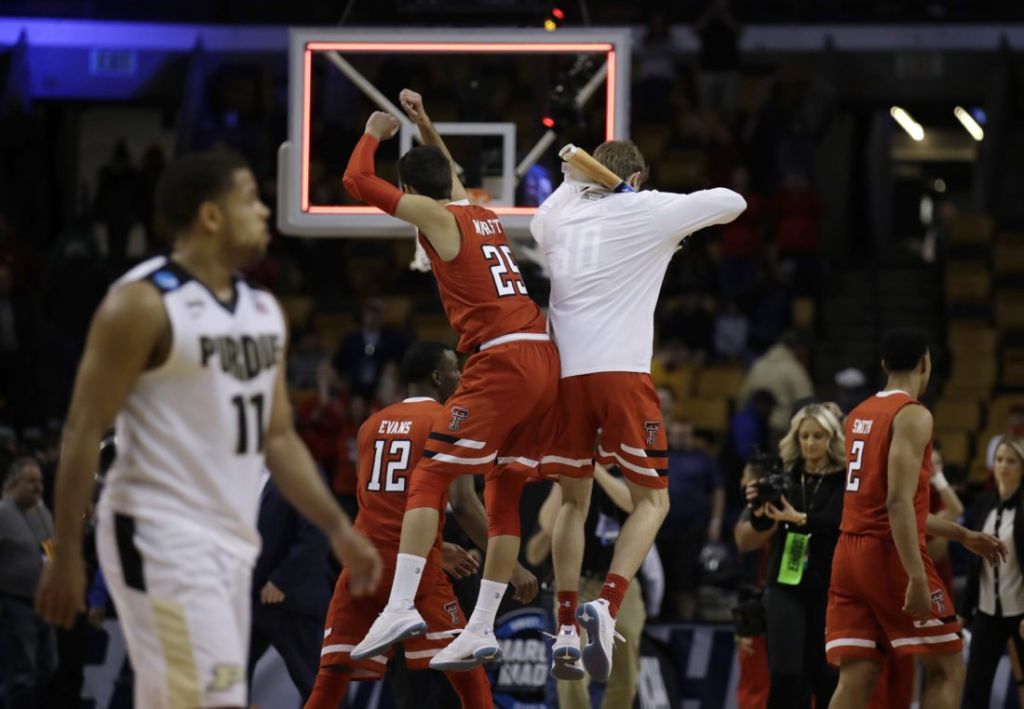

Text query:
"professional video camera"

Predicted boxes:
[[748, 450, 795, 509]]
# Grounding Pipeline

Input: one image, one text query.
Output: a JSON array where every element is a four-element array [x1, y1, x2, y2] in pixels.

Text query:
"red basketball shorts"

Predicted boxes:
[[406, 338, 560, 535], [541, 371, 668, 489], [826, 533, 961, 666]]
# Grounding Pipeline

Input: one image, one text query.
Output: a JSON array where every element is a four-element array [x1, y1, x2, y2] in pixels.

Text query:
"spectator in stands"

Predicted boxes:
[[719, 166, 764, 301], [738, 331, 814, 445], [249, 471, 330, 702], [694, 0, 741, 119], [733, 461, 771, 709], [526, 465, 646, 709], [0, 457, 56, 707], [771, 172, 824, 297], [961, 435, 1024, 709], [287, 328, 330, 391], [0, 261, 37, 431], [92, 140, 139, 270], [746, 270, 792, 353], [135, 143, 166, 254], [331, 298, 407, 402], [660, 294, 715, 362], [986, 403, 1024, 469], [635, 12, 678, 122], [713, 300, 750, 361], [658, 419, 725, 620], [722, 389, 777, 506], [735, 404, 846, 709]]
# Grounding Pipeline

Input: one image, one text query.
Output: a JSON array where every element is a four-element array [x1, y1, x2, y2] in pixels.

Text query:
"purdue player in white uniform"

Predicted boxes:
[[530, 141, 746, 682], [36, 152, 381, 709]]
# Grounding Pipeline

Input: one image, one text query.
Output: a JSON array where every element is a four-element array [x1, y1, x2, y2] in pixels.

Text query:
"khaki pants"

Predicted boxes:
[[554, 576, 645, 709]]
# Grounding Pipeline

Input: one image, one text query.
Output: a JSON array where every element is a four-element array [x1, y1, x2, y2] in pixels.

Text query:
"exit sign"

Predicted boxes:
[[89, 49, 137, 76]]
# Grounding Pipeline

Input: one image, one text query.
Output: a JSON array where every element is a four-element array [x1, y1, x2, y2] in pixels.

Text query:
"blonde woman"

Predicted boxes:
[[736, 403, 846, 709], [962, 434, 1024, 708]]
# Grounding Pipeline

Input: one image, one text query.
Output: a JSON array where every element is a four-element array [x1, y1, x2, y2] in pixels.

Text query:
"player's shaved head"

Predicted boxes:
[[155, 150, 250, 235], [398, 145, 452, 200], [594, 140, 648, 186], [881, 328, 929, 373]]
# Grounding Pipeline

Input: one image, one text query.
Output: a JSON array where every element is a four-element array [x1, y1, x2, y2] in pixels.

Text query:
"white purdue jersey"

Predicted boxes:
[[530, 181, 746, 378], [100, 256, 285, 562]]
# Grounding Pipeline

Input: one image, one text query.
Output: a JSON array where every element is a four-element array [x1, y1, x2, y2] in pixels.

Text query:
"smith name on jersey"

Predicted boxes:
[[100, 256, 286, 562]]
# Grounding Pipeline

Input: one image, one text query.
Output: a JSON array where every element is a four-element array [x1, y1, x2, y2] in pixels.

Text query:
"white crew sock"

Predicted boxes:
[[386, 553, 426, 610], [467, 579, 507, 632]]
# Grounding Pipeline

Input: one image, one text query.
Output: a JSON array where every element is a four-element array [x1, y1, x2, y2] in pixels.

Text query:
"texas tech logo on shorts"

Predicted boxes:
[[449, 406, 470, 432], [643, 421, 661, 446], [930, 589, 947, 615], [444, 600, 460, 625]]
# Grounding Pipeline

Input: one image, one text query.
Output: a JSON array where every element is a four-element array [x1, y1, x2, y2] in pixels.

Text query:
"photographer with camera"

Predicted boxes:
[[736, 404, 846, 708]]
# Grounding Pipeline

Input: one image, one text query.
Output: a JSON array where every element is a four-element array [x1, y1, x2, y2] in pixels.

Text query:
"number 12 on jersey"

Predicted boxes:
[[368, 439, 411, 492], [846, 440, 865, 492]]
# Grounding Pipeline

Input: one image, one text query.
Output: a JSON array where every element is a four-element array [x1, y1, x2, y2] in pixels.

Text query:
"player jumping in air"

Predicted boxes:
[[343, 91, 558, 670], [531, 140, 747, 681]]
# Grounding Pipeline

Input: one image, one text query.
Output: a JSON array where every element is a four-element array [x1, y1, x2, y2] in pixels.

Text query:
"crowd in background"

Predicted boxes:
[[1, 1, 1022, 707]]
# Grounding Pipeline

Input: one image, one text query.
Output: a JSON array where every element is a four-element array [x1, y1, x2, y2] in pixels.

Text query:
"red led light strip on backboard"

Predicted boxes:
[[301, 41, 618, 214]]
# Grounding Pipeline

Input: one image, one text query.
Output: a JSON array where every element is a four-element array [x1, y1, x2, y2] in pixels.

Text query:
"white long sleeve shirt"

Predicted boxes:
[[530, 181, 746, 377]]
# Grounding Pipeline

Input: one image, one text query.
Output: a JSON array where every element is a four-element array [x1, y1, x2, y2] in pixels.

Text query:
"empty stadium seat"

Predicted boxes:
[[989, 395, 1024, 430], [674, 397, 730, 433], [944, 267, 992, 303], [695, 366, 745, 400], [933, 399, 983, 433], [947, 213, 994, 245], [947, 356, 998, 389], [994, 243, 1024, 275], [935, 430, 970, 469], [996, 291, 1024, 329], [279, 295, 315, 330]]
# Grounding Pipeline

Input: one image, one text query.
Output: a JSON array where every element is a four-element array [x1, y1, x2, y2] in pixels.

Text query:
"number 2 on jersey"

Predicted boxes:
[[846, 440, 865, 492], [482, 244, 528, 297], [368, 439, 411, 492]]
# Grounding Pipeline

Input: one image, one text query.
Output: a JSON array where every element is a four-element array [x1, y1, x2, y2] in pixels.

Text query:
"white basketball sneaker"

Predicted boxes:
[[350, 604, 427, 660], [548, 624, 585, 681], [577, 599, 623, 681], [428, 625, 502, 671]]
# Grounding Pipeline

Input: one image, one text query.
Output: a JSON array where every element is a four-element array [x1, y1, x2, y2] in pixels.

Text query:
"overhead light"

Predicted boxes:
[[934, 178, 946, 193], [954, 106, 984, 141], [890, 106, 924, 141]]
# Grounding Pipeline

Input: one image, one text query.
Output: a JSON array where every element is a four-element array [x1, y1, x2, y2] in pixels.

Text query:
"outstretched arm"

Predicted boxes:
[[926, 513, 1006, 565], [652, 188, 747, 243], [400, 89, 467, 202], [343, 111, 461, 260]]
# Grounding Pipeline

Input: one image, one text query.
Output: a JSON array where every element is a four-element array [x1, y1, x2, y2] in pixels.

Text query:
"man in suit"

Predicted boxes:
[[248, 471, 332, 701]]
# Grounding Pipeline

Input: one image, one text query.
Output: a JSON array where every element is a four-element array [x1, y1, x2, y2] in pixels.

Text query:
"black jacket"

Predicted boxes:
[[963, 487, 1024, 620], [765, 467, 845, 594], [252, 478, 332, 618]]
